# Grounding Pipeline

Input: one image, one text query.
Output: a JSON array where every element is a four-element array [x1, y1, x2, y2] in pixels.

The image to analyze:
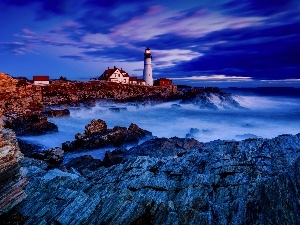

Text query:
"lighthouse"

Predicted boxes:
[[143, 47, 153, 86]]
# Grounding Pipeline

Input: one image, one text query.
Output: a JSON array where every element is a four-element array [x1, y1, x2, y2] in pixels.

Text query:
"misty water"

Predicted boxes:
[[19, 90, 300, 160]]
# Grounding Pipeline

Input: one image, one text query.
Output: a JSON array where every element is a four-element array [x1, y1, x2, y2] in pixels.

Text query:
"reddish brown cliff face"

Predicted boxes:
[[0, 119, 28, 215], [0, 73, 43, 114]]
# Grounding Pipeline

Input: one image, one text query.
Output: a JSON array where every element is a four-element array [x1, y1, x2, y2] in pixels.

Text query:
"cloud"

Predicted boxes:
[[171, 75, 253, 82], [157, 7, 265, 38], [152, 49, 203, 68], [82, 46, 142, 62], [0, 41, 33, 55], [81, 33, 115, 48]]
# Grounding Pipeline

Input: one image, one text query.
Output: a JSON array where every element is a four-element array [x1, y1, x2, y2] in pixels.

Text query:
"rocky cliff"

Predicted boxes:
[[4, 134, 300, 224], [0, 118, 28, 215], [0, 73, 180, 115]]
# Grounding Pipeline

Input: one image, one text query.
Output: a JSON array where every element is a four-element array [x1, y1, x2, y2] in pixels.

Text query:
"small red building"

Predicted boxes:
[[154, 78, 172, 86], [33, 76, 50, 85]]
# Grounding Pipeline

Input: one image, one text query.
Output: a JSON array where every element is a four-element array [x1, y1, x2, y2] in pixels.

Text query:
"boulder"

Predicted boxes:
[[84, 119, 107, 136]]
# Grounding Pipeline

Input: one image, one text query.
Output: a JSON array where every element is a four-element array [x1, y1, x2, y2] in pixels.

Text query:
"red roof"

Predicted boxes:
[[33, 76, 50, 81], [129, 77, 138, 81], [137, 79, 145, 82], [156, 78, 172, 81]]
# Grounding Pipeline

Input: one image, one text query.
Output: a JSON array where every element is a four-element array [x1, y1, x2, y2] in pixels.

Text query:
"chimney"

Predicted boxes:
[[114, 66, 116, 69], [108, 67, 109, 69]]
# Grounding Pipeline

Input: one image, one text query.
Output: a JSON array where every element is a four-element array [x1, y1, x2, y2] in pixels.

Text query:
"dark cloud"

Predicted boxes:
[[77, 4, 149, 34], [221, 0, 296, 16], [135, 34, 198, 50], [154, 15, 300, 80], [3, 0, 82, 19], [85, 0, 147, 8]]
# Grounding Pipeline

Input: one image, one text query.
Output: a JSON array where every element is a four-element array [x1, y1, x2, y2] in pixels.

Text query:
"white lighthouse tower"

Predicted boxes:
[[143, 47, 153, 86]]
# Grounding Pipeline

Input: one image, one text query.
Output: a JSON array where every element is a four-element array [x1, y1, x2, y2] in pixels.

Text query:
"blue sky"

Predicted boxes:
[[1, 0, 300, 87]]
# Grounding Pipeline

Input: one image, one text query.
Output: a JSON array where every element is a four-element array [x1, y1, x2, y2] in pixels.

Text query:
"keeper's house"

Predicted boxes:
[[33, 76, 50, 85], [99, 66, 146, 85], [99, 66, 130, 84]]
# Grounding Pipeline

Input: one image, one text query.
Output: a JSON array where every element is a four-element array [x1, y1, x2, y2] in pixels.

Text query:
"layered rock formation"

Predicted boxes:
[[5, 134, 300, 224], [0, 119, 28, 215], [62, 119, 152, 151]]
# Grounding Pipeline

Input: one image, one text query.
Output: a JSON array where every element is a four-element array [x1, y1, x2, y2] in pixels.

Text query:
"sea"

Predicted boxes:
[[19, 87, 300, 161]]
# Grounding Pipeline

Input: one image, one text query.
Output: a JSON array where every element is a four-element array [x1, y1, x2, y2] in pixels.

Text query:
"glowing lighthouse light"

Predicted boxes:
[[143, 47, 153, 86]]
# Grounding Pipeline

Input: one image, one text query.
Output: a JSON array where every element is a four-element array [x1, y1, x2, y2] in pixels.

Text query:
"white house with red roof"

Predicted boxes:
[[99, 66, 130, 84], [99, 66, 146, 85], [33, 75, 50, 85]]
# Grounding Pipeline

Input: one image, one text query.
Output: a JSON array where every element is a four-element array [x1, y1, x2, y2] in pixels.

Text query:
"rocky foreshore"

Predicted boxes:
[[1, 131, 300, 224]]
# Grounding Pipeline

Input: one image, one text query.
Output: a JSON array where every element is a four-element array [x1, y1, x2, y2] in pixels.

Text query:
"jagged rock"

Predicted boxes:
[[84, 119, 107, 136], [6, 134, 300, 224], [62, 120, 152, 151], [0, 119, 28, 215]]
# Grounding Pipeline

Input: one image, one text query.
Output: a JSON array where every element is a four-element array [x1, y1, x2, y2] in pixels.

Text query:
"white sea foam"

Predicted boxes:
[[19, 94, 300, 159]]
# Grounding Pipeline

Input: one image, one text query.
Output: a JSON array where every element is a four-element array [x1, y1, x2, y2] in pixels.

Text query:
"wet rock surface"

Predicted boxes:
[[5, 134, 300, 224], [3, 113, 58, 136], [42, 109, 70, 117], [62, 120, 152, 151], [31, 147, 64, 167]]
